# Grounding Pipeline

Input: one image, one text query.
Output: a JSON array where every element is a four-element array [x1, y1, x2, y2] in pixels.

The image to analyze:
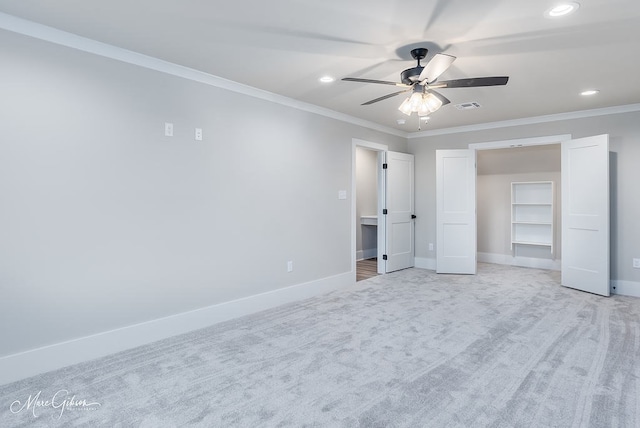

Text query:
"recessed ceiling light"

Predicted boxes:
[[396, 119, 406, 125], [546, 2, 580, 17], [319, 76, 335, 83], [581, 89, 600, 96]]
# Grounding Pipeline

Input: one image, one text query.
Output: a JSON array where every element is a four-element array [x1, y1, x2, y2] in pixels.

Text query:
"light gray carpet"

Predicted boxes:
[[2, 264, 639, 427]]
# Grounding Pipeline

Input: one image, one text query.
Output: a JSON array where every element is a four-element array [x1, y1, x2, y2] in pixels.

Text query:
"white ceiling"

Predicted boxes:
[[2, 0, 640, 133]]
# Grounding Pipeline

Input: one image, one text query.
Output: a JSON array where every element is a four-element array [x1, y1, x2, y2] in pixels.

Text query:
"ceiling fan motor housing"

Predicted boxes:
[[401, 67, 424, 85], [401, 48, 429, 84]]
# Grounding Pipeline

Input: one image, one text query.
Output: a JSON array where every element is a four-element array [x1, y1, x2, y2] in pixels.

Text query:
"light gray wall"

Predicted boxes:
[[408, 111, 640, 285], [477, 146, 561, 259], [355, 147, 378, 258], [477, 172, 561, 259], [0, 29, 407, 357]]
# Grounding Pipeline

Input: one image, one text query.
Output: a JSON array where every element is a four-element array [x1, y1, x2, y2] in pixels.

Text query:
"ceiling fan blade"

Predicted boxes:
[[418, 53, 456, 83], [361, 89, 411, 106], [342, 77, 409, 87], [427, 89, 451, 106], [436, 76, 509, 88]]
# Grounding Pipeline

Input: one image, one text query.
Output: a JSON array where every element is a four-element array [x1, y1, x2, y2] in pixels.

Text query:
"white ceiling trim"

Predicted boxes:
[[0, 12, 407, 138], [408, 103, 640, 138]]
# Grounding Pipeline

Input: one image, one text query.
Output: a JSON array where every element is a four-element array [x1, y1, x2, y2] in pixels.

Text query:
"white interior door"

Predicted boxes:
[[436, 149, 477, 274], [384, 151, 415, 273], [561, 134, 610, 296]]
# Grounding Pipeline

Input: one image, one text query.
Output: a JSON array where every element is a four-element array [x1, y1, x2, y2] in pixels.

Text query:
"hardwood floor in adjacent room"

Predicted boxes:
[[357, 258, 378, 281]]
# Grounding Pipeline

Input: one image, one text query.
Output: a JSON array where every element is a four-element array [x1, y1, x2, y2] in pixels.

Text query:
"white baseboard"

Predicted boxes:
[[415, 255, 560, 272], [611, 280, 640, 298], [356, 248, 377, 261], [0, 271, 353, 386], [415, 257, 436, 270], [478, 252, 561, 271], [418, 253, 562, 272]]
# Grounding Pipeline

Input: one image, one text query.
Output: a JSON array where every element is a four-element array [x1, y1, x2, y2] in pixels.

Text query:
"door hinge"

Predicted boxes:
[[382, 163, 388, 169], [383, 254, 388, 260], [383, 209, 388, 215]]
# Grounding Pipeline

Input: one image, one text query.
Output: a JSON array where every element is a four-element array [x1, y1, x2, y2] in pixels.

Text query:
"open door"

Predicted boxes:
[[561, 134, 610, 296], [383, 151, 415, 273], [436, 149, 477, 274]]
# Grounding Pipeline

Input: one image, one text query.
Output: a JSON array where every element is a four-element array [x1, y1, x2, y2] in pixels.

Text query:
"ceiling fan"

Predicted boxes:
[[342, 47, 508, 117]]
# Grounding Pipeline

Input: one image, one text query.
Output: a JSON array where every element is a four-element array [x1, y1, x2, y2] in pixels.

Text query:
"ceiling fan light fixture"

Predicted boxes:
[[398, 91, 444, 116], [398, 97, 413, 116], [424, 93, 443, 112], [546, 2, 580, 17], [417, 102, 432, 117], [409, 92, 423, 110]]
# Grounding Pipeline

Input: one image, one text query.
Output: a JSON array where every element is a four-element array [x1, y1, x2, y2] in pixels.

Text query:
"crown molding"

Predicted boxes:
[[407, 103, 640, 138], [0, 12, 407, 139], [6, 12, 639, 143]]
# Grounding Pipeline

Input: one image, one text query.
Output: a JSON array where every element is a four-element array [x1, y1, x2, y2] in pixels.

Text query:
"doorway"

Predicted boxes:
[[436, 134, 611, 296], [355, 145, 381, 281], [351, 139, 416, 280], [477, 144, 561, 271], [352, 139, 387, 278]]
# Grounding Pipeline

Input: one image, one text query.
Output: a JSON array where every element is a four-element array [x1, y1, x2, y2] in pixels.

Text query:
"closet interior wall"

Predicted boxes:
[[476, 144, 561, 268]]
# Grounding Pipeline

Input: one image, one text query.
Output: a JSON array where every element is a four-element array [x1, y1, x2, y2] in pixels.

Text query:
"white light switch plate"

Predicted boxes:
[[338, 190, 347, 200]]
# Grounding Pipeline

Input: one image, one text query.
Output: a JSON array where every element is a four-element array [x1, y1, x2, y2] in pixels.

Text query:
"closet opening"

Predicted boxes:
[[477, 143, 561, 271], [438, 133, 610, 296]]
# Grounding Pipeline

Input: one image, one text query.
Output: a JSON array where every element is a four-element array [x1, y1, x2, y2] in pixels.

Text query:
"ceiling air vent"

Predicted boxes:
[[455, 102, 481, 110]]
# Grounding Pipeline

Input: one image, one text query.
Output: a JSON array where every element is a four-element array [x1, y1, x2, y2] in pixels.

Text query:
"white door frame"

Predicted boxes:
[[352, 139, 388, 278], [468, 134, 572, 151]]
